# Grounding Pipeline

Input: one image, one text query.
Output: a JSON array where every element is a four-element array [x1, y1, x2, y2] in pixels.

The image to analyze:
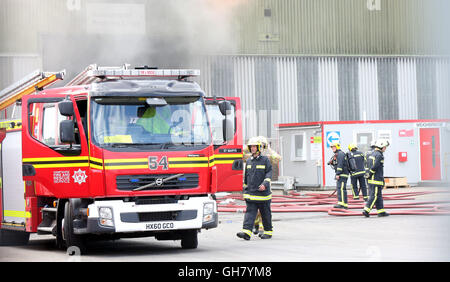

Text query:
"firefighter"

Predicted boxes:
[[137, 106, 171, 134], [364, 140, 377, 172], [252, 136, 281, 235], [237, 138, 273, 240], [330, 142, 349, 209], [347, 143, 368, 201], [363, 139, 390, 217]]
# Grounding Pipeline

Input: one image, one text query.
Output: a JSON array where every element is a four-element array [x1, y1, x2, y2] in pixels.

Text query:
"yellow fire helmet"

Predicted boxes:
[[348, 143, 357, 151], [330, 142, 341, 150]]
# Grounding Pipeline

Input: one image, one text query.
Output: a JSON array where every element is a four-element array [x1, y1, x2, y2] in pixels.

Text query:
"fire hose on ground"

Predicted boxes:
[[216, 190, 450, 216]]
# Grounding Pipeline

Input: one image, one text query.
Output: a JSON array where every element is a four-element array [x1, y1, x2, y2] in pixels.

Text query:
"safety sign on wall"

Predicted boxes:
[[326, 131, 340, 147]]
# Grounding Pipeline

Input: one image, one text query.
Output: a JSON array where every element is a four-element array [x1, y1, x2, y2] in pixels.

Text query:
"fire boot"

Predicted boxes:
[[377, 211, 389, 217], [236, 231, 251, 240]]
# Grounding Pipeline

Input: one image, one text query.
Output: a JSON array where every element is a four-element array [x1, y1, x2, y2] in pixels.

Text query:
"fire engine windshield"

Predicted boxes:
[[90, 96, 211, 149]]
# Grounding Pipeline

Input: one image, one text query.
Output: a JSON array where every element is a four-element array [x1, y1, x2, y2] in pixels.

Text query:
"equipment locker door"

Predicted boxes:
[[21, 95, 91, 198], [205, 97, 243, 192], [1, 124, 27, 227], [420, 128, 441, 181]]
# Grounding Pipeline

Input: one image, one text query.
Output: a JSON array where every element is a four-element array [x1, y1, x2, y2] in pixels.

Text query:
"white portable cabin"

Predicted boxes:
[[276, 119, 450, 189]]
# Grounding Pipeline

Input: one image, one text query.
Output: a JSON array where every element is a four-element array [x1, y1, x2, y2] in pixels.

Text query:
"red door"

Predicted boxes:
[[420, 128, 441, 180], [21, 95, 91, 198], [205, 97, 243, 192]]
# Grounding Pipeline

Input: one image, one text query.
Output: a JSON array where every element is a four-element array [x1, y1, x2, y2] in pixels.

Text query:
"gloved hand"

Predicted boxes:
[[364, 172, 371, 179]]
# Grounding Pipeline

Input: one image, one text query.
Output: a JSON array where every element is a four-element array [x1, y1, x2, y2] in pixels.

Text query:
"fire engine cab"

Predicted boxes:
[[0, 64, 243, 253]]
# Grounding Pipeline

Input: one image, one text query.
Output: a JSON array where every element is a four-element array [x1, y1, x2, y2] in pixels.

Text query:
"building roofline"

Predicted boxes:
[[276, 119, 450, 128]]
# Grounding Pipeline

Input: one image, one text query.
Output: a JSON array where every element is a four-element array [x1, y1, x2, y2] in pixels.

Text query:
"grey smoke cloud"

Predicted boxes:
[[42, 0, 243, 81]]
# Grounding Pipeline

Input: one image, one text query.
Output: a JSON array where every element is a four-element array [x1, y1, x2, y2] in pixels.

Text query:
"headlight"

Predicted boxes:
[[99, 207, 114, 227], [203, 202, 215, 222], [99, 207, 113, 219]]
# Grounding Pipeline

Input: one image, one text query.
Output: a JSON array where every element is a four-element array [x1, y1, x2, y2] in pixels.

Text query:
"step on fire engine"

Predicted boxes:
[[0, 64, 243, 253]]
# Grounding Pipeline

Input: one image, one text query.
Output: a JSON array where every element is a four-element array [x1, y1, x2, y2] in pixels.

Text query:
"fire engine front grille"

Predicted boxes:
[[116, 173, 199, 191], [120, 210, 198, 223], [139, 211, 177, 222]]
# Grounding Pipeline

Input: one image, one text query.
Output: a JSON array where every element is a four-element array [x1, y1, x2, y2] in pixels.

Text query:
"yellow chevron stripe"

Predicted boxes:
[[32, 163, 89, 168], [89, 164, 104, 170], [23, 156, 89, 162], [104, 165, 148, 170], [104, 158, 147, 163], [214, 154, 243, 159], [169, 163, 209, 168], [4, 210, 31, 218]]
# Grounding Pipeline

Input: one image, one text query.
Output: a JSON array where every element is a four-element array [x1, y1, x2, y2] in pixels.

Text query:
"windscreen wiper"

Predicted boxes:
[[133, 174, 185, 191], [106, 143, 160, 148], [160, 142, 175, 149]]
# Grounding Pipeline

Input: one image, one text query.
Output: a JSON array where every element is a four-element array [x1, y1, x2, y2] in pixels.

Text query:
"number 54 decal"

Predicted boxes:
[[148, 156, 168, 170]]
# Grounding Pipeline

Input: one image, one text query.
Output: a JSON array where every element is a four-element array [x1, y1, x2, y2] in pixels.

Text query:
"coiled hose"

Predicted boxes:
[[216, 190, 450, 216]]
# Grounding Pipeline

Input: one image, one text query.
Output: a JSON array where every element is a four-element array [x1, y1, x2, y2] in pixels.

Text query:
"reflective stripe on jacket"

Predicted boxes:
[[243, 154, 272, 201], [367, 149, 384, 185]]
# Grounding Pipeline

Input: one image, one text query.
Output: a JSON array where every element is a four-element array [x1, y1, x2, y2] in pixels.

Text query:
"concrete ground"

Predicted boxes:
[[0, 186, 449, 262]]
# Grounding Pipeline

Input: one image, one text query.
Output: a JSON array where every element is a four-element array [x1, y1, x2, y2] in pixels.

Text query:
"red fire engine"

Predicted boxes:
[[0, 64, 243, 253]]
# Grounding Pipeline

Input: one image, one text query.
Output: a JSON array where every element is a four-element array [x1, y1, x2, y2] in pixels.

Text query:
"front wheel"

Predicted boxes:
[[63, 201, 86, 255], [180, 229, 198, 249]]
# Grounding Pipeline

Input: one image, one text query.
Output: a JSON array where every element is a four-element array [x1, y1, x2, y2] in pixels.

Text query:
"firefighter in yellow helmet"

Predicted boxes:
[[245, 136, 281, 235], [243, 136, 281, 162], [329, 142, 349, 209], [347, 143, 368, 201], [363, 139, 390, 217], [237, 137, 273, 240], [258, 136, 282, 163]]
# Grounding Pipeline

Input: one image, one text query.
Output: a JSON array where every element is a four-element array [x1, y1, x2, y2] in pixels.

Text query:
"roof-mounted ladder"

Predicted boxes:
[[0, 69, 65, 111], [65, 64, 200, 87]]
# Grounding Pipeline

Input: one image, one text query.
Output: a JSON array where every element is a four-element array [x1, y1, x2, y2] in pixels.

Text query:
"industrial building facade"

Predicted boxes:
[[196, 55, 450, 141], [1, 0, 450, 185]]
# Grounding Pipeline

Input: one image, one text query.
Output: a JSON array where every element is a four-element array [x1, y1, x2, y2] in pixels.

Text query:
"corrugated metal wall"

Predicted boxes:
[[1, 0, 450, 56], [196, 55, 450, 141], [237, 0, 450, 55]]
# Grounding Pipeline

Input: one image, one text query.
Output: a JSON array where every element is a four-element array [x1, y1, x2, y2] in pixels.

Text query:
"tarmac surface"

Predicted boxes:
[[0, 186, 449, 262]]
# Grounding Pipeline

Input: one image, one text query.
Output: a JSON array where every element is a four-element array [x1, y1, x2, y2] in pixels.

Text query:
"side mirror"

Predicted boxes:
[[60, 120, 75, 144], [222, 118, 234, 142], [58, 100, 74, 117], [218, 101, 231, 116]]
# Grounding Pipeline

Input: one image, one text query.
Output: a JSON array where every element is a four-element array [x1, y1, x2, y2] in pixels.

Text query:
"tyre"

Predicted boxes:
[[180, 229, 198, 249], [63, 201, 86, 255], [0, 228, 30, 246]]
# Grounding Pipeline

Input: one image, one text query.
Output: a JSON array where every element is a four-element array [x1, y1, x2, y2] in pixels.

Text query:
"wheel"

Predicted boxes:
[[180, 229, 198, 249], [0, 229, 30, 246], [63, 201, 86, 255]]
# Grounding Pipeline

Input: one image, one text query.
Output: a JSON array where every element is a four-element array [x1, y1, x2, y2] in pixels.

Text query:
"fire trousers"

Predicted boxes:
[[336, 177, 348, 207], [242, 200, 272, 237], [364, 184, 386, 214], [351, 174, 368, 200]]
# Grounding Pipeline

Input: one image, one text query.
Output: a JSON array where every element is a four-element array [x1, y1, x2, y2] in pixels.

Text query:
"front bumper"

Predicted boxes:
[[81, 196, 217, 234]]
